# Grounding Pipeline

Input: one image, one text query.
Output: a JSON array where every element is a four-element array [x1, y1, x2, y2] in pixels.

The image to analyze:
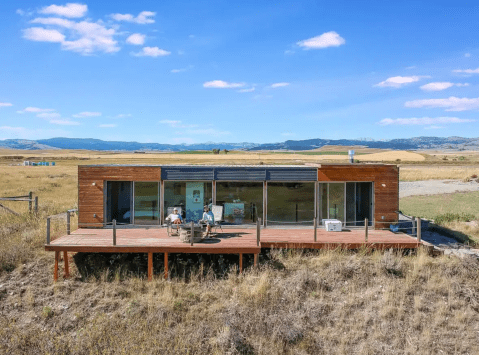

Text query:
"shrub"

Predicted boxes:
[[434, 213, 476, 225]]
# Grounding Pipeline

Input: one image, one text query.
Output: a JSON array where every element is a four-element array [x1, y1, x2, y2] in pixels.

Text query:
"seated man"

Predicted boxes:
[[166, 208, 183, 232], [201, 205, 215, 237]]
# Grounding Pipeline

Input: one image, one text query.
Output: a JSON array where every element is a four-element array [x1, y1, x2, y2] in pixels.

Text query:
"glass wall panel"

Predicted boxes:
[[106, 181, 132, 224], [346, 182, 356, 226], [134, 182, 159, 225], [320, 183, 328, 222], [267, 182, 314, 225], [164, 181, 212, 222], [356, 182, 372, 226], [328, 183, 345, 222], [216, 182, 263, 224]]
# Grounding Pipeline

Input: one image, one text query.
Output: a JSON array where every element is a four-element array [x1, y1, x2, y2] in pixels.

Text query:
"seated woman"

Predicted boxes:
[[166, 208, 183, 232], [201, 205, 215, 236]]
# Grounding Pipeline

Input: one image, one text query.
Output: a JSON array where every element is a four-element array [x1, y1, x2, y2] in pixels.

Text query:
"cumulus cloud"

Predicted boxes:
[[132, 47, 171, 57], [160, 120, 198, 128], [0, 102, 13, 107], [99, 124, 117, 128], [238, 87, 255, 93], [297, 31, 345, 49], [49, 119, 80, 125], [420, 82, 469, 91], [17, 107, 55, 113], [126, 33, 146, 45], [110, 11, 156, 24], [405, 97, 479, 111], [39, 3, 87, 18], [270, 82, 290, 88], [379, 117, 475, 126], [453, 67, 479, 74], [72, 111, 101, 117], [26, 17, 119, 55], [374, 76, 428, 88], [203, 80, 245, 89], [37, 112, 61, 118]]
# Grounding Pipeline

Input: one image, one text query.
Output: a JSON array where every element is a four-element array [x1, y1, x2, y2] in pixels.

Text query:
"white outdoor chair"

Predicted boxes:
[[210, 205, 224, 233], [166, 206, 183, 236]]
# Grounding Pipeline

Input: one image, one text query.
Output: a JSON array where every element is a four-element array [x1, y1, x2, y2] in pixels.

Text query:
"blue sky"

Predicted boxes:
[[0, 1, 478, 144]]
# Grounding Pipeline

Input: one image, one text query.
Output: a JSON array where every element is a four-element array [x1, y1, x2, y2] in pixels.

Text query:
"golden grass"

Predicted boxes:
[[400, 166, 479, 181]]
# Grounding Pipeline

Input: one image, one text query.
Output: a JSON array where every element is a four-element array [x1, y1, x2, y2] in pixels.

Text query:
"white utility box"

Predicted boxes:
[[323, 219, 342, 232]]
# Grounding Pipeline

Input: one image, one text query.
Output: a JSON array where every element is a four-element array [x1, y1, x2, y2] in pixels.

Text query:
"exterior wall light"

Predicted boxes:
[[93, 214, 97, 218], [92, 182, 96, 186]]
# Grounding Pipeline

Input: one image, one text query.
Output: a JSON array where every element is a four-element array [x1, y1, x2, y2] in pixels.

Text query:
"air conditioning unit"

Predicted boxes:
[[323, 219, 342, 232]]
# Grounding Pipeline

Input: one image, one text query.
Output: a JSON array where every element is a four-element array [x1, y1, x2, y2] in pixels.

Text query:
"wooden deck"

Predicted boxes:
[[46, 227, 419, 281]]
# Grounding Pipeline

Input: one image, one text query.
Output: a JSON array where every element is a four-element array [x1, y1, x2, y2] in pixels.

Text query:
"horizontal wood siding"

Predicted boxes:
[[78, 166, 161, 228], [318, 165, 399, 229]]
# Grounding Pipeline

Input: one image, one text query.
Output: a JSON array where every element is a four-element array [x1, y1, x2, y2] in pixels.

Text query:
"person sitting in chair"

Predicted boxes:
[[201, 205, 215, 237], [166, 208, 183, 232]]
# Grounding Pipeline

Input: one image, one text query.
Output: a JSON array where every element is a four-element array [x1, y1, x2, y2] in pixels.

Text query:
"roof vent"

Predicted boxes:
[[348, 150, 355, 163]]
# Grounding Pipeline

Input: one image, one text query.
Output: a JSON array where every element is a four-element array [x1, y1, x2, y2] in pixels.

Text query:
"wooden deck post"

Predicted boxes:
[[28, 191, 32, 212], [67, 212, 71, 235], [314, 218, 317, 242], [256, 218, 261, 246], [34, 196, 38, 213], [416, 217, 421, 243], [148, 252, 153, 281], [54, 251, 59, 282], [46, 217, 51, 244], [365, 218, 368, 243], [63, 251, 70, 278], [164, 252, 168, 280], [113, 219, 116, 246], [190, 221, 194, 246], [239, 253, 243, 273], [254, 253, 258, 268]]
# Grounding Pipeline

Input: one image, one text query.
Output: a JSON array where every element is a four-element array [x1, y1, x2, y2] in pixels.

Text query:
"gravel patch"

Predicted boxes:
[[400, 179, 479, 198]]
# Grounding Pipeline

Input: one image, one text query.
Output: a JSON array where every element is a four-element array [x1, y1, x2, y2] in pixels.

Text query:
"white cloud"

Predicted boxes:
[[379, 117, 475, 126], [424, 125, 444, 130], [132, 47, 171, 57], [37, 112, 61, 118], [0, 102, 13, 107], [238, 87, 255, 93], [39, 3, 87, 18], [99, 124, 117, 128], [18, 107, 55, 113], [0, 126, 68, 139], [114, 113, 132, 118], [405, 96, 479, 111], [203, 80, 245, 89], [374, 75, 428, 88], [453, 67, 479, 74], [49, 119, 80, 125], [72, 111, 101, 117], [23, 27, 65, 42], [297, 31, 345, 49], [281, 132, 296, 136], [25, 17, 119, 55], [171, 65, 193, 73], [160, 120, 198, 128], [16, 9, 25, 16], [110, 11, 155, 24], [270, 82, 290, 88], [126, 33, 146, 45], [420, 82, 469, 91]]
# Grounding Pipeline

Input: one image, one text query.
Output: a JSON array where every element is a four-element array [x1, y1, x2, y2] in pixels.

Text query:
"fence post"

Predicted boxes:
[[34, 196, 38, 213], [365, 218, 368, 243], [257, 218, 261, 246], [67, 212, 71, 235], [46, 217, 51, 244], [314, 218, 317, 242], [113, 219, 116, 246], [411, 216, 416, 236], [416, 217, 421, 243], [28, 191, 33, 212], [190, 221, 194, 246]]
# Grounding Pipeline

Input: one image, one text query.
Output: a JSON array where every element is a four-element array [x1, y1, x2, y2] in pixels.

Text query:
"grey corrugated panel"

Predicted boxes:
[[267, 168, 317, 181], [161, 167, 214, 180], [215, 168, 266, 180]]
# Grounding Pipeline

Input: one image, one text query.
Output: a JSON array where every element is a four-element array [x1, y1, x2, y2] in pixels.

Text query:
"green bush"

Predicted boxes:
[[434, 213, 476, 225]]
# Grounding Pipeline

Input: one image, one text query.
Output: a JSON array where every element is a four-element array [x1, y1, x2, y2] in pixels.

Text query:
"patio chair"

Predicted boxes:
[[210, 205, 224, 233], [166, 206, 183, 237]]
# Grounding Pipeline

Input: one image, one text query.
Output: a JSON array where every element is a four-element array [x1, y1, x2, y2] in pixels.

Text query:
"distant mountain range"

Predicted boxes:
[[0, 136, 478, 151]]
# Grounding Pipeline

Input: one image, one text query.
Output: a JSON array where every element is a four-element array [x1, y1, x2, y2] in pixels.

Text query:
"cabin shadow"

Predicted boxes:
[[73, 250, 284, 281]]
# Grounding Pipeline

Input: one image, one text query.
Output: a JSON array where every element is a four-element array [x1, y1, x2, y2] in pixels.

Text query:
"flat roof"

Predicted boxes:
[[81, 163, 394, 168]]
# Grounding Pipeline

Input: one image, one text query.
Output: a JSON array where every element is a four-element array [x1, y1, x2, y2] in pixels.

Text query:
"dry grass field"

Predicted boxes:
[[1, 149, 479, 354]]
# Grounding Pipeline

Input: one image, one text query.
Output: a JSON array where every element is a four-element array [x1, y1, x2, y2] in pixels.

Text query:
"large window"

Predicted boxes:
[[106, 181, 132, 224], [216, 182, 263, 224], [267, 182, 314, 225], [134, 182, 159, 225], [164, 181, 212, 222]]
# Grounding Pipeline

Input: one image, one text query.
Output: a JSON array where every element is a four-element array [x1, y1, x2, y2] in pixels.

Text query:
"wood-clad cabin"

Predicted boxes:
[[78, 164, 399, 229]]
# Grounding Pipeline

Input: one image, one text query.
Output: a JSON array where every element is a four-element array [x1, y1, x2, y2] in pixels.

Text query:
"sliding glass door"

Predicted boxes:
[[106, 181, 132, 224], [134, 182, 160, 225]]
